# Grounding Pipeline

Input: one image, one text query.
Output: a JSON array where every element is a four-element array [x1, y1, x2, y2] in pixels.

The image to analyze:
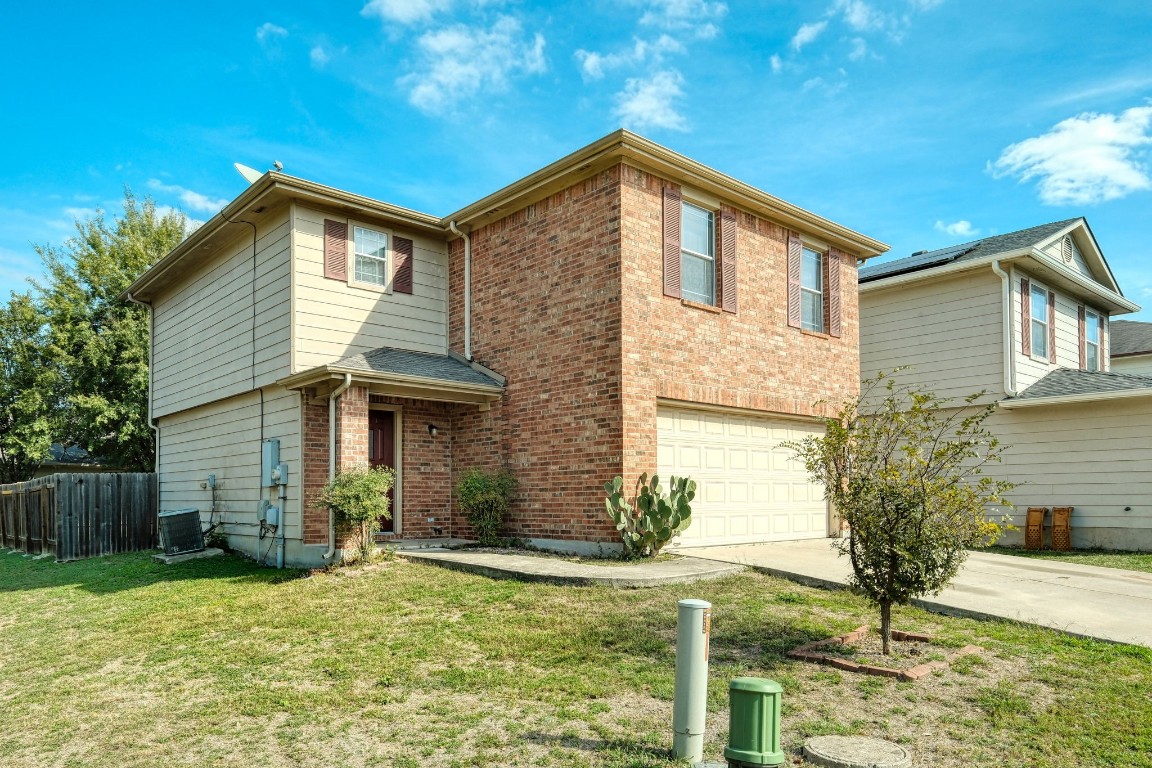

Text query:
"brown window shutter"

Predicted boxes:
[[393, 236, 414, 294], [718, 210, 737, 313], [1048, 290, 1057, 363], [1078, 305, 1086, 369], [827, 248, 842, 338], [787, 231, 802, 329], [1020, 278, 1030, 355], [324, 219, 348, 281], [1100, 314, 1107, 369], [662, 187, 682, 298]]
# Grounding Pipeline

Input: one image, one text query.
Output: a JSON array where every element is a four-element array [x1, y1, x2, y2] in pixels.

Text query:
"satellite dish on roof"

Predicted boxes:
[[233, 162, 263, 184]]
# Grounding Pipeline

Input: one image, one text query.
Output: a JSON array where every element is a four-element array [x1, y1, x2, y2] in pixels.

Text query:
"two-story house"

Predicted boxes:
[[859, 218, 1152, 551], [124, 130, 887, 566]]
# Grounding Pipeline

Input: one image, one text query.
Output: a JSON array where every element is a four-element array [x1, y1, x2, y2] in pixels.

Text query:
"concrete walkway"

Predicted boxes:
[[685, 539, 1152, 648], [400, 549, 743, 588]]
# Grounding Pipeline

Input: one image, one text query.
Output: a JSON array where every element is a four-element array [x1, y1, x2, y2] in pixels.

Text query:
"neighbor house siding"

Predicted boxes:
[[983, 398, 1152, 550], [1112, 354, 1152, 377], [860, 270, 1004, 403], [291, 204, 448, 371], [618, 164, 860, 483], [152, 206, 292, 418], [157, 387, 301, 561]]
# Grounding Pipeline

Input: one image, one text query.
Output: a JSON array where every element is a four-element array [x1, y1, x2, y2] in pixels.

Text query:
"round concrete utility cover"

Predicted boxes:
[[803, 736, 911, 768]]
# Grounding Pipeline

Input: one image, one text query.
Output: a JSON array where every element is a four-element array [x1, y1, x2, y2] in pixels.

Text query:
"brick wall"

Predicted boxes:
[[369, 396, 454, 539], [301, 392, 329, 545], [618, 164, 862, 479], [448, 167, 625, 544]]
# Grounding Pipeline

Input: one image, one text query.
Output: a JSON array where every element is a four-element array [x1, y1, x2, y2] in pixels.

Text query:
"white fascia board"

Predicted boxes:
[[1000, 387, 1152, 409]]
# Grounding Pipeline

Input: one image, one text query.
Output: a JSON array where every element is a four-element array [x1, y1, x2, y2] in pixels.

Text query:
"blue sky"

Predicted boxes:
[[2, 1, 1150, 319]]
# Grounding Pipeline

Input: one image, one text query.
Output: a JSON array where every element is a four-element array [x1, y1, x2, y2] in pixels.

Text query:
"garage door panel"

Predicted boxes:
[[658, 406, 827, 548]]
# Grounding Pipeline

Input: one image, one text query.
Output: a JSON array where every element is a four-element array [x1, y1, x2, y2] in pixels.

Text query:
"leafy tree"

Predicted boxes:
[[787, 374, 1014, 654], [0, 294, 59, 482], [314, 464, 396, 562], [0, 192, 187, 480]]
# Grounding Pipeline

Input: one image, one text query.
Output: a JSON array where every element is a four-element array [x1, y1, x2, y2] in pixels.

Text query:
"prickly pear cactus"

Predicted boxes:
[[604, 472, 697, 558]]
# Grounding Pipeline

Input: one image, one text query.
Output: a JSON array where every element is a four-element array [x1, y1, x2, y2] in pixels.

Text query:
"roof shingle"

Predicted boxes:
[[1010, 368, 1152, 401], [330, 347, 502, 388], [1110, 320, 1152, 357]]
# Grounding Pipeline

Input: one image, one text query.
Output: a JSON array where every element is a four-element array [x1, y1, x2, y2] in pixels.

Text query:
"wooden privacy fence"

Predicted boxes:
[[0, 473, 157, 561]]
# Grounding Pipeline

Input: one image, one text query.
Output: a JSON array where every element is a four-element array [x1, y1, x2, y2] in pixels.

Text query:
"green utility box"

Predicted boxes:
[[724, 677, 785, 767]]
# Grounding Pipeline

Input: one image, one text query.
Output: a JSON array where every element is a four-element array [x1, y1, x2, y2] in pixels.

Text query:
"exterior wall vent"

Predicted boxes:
[[158, 508, 205, 555], [1061, 235, 1074, 264]]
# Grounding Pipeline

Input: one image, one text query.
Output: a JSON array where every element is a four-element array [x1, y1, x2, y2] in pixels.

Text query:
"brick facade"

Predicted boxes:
[[444, 162, 862, 546], [449, 167, 625, 544], [617, 164, 861, 480]]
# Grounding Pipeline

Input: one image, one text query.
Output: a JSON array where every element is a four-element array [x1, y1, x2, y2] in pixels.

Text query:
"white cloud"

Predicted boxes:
[[310, 46, 330, 67], [991, 106, 1152, 206], [401, 16, 547, 114], [790, 21, 827, 52], [361, 0, 454, 25], [256, 22, 287, 43], [908, 0, 944, 9], [636, 0, 728, 39], [848, 37, 868, 60], [935, 220, 978, 237], [575, 35, 683, 81], [62, 206, 98, 221], [770, 54, 783, 74], [147, 180, 230, 215], [835, 0, 886, 32], [613, 69, 688, 132]]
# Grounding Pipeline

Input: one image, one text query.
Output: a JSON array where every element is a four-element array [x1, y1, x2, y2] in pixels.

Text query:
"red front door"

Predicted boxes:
[[368, 410, 397, 534]]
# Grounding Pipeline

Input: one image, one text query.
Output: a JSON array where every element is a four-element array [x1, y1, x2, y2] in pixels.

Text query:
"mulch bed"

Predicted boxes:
[[788, 625, 982, 682]]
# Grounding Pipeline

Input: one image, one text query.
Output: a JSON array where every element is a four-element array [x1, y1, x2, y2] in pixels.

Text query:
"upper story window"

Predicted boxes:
[[1030, 283, 1049, 359], [801, 247, 825, 332], [1085, 308, 1101, 371], [354, 226, 389, 287], [680, 201, 715, 305]]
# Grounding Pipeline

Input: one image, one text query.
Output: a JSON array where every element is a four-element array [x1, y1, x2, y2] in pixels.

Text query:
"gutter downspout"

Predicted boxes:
[[323, 373, 353, 561], [991, 261, 1017, 397], [448, 220, 473, 360], [125, 292, 161, 474]]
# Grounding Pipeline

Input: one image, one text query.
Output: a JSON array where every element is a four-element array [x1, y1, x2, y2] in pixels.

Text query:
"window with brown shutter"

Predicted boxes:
[[393, 236, 414, 294], [1021, 278, 1031, 355], [787, 231, 803, 329], [826, 248, 842, 338], [1078, 305, 1087, 369], [718, 209, 737, 313], [324, 219, 348, 281], [662, 187, 682, 299]]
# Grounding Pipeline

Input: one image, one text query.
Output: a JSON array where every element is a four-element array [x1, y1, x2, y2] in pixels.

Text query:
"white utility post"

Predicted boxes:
[[672, 598, 712, 762]]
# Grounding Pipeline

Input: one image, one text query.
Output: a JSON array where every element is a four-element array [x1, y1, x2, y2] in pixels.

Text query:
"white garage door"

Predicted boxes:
[[657, 406, 829, 548]]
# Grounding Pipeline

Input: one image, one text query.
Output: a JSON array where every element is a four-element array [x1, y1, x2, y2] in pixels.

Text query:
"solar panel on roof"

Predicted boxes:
[[859, 244, 975, 282]]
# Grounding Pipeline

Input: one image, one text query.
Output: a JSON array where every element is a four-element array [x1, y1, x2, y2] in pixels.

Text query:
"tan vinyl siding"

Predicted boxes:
[[152, 207, 292, 417], [1112, 354, 1152, 377], [860, 270, 1004, 403], [157, 387, 301, 560], [983, 398, 1152, 548], [292, 205, 448, 371], [1040, 234, 1093, 279]]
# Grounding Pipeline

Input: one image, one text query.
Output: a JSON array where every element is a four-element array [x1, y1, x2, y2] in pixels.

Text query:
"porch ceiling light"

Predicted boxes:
[[428, 423, 440, 437]]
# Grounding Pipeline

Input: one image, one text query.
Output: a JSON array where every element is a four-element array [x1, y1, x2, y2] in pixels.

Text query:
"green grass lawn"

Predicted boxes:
[[1, 549, 1150, 767], [980, 546, 1152, 574]]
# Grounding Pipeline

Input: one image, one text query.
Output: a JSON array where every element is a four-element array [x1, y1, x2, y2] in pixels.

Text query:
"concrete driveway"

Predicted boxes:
[[684, 538, 1152, 648]]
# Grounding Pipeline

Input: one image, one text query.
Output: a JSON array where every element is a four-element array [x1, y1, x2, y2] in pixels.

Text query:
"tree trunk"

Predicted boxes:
[[880, 601, 892, 655]]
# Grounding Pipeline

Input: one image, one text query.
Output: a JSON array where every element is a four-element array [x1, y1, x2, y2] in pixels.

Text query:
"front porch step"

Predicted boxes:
[[374, 537, 470, 550]]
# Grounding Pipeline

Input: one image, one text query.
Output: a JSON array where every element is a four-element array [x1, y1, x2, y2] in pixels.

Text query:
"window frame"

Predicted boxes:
[[679, 200, 716, 306], [800, 245, 825, 333], [1084, 308, 1102, 372], [1028, 282, 1050, 361], [349, 220, 393, 292]]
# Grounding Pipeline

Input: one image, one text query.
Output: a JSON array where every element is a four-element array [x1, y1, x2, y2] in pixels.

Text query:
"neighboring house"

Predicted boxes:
[[859, 218, 1152, 551], [31, 444, 108, 479], [124, 130, 888, 567], [1110, 320, 1152, 376]]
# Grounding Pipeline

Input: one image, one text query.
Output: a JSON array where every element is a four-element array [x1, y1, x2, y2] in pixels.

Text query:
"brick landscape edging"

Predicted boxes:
[[787, 625, 982, 682]]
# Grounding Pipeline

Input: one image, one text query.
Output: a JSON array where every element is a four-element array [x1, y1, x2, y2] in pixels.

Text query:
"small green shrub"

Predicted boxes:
[[313, 464, 395, 562], [604, 473, 695, 558], [456, 468, 517, 546]]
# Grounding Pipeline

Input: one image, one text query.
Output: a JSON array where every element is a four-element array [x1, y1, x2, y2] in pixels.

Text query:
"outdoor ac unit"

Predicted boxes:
[[158, 508, 205, 555]]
